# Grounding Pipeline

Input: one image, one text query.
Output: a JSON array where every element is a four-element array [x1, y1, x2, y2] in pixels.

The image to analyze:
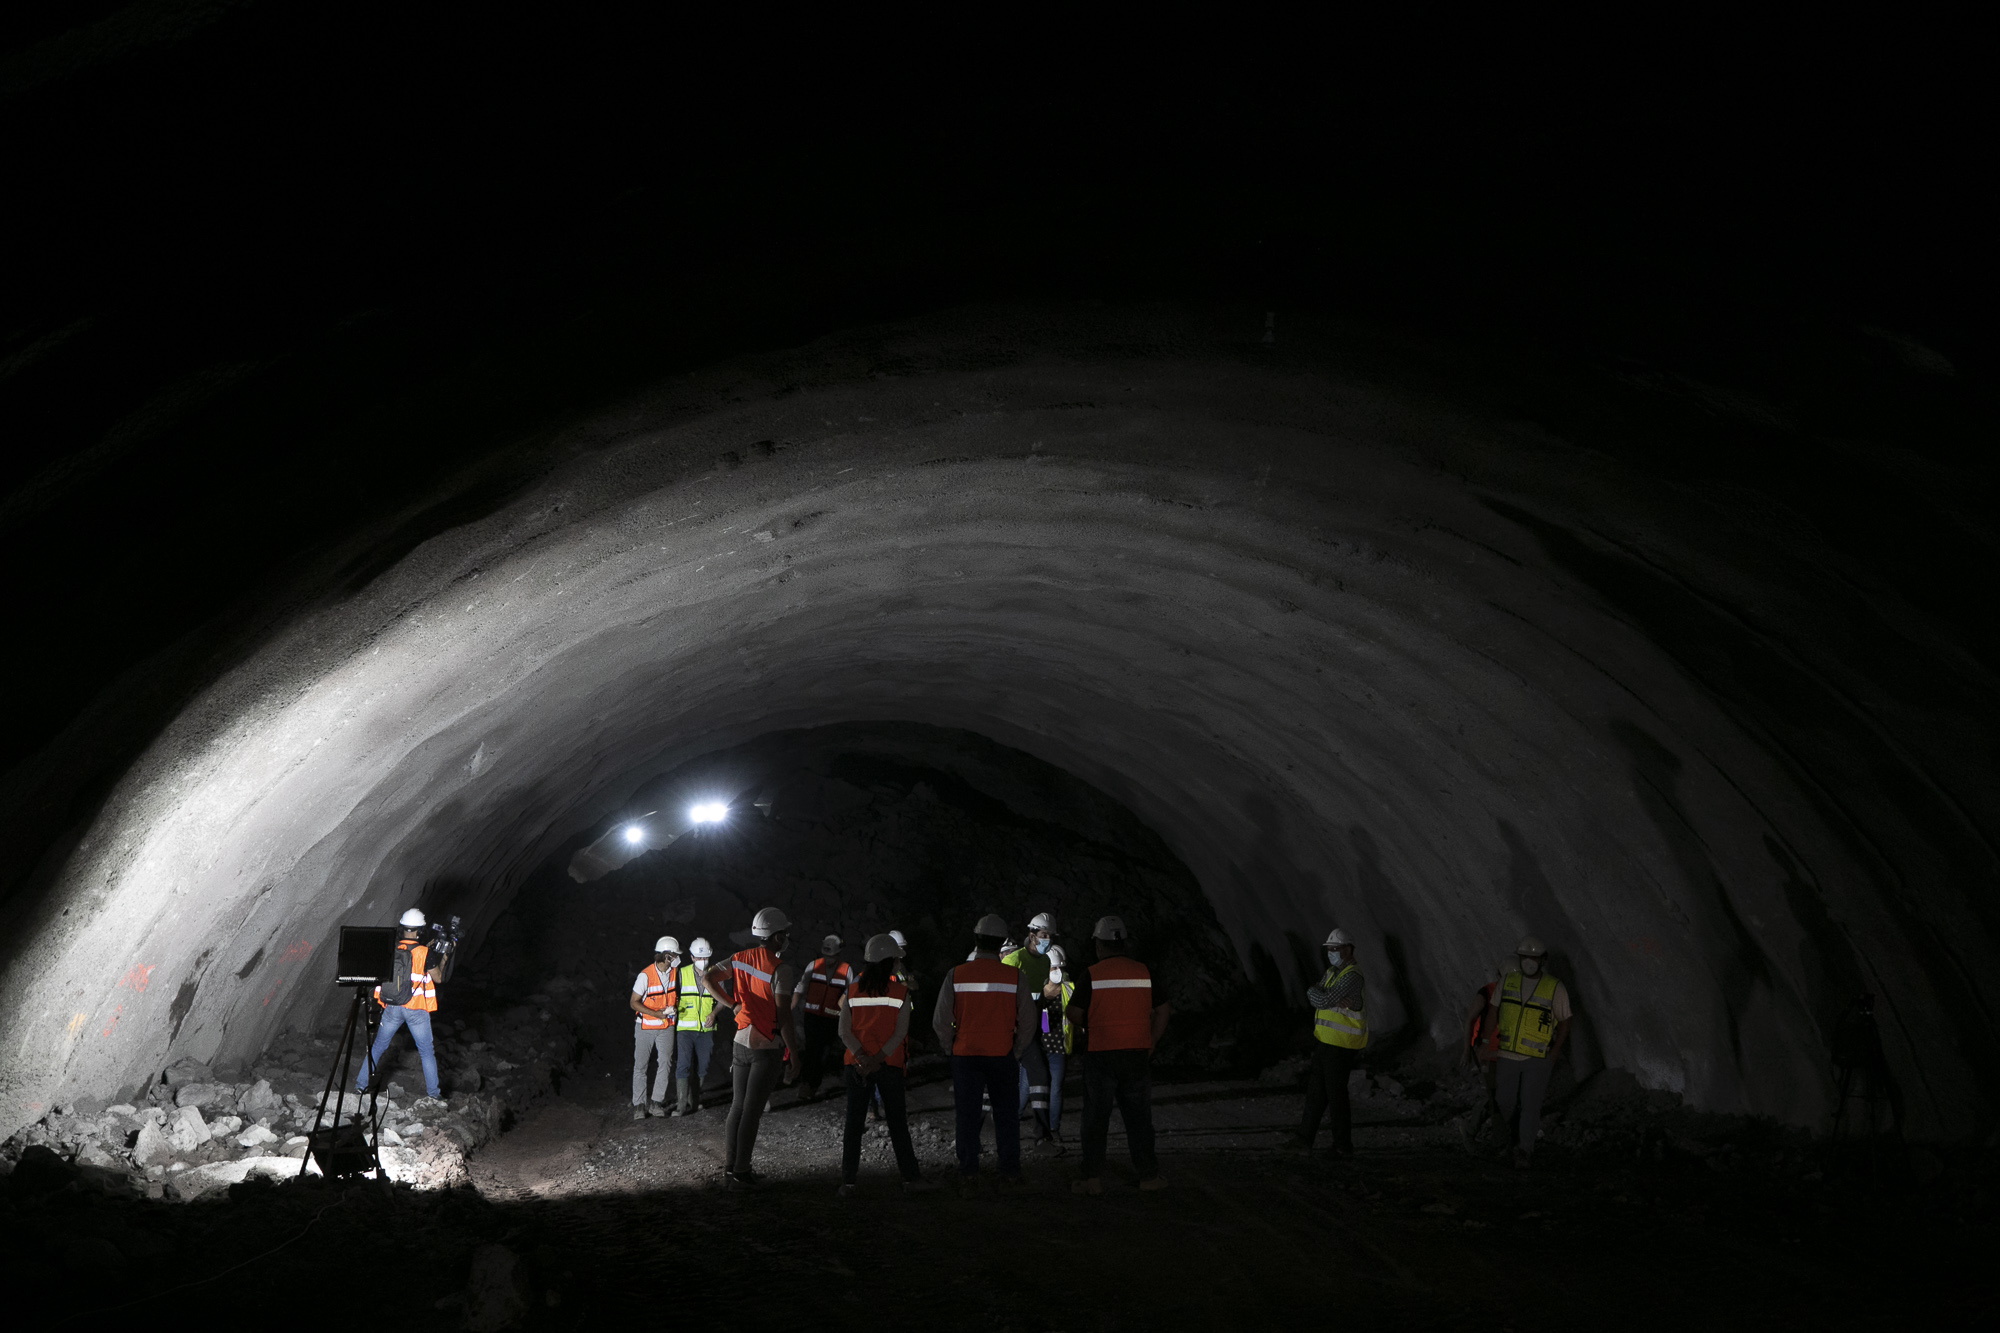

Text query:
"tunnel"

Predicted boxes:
[[1, 10, 1994, 1324], [5, 302, 1993, 1145]]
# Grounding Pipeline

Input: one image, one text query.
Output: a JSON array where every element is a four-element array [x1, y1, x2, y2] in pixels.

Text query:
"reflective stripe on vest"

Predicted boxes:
[[1495, 970, 1558, 1057], [845, 977, 909, 1069], [675, 964, 718, 1031], [637, 963, 677, 1029], [950, 958, 1020, 1056], [729, 949, 782, 1039], [802, 959, 851, 1015], [1085, 957, 1153, 1051], [374, 942, 437, 1013], [1312, 963, 1367, 1049]]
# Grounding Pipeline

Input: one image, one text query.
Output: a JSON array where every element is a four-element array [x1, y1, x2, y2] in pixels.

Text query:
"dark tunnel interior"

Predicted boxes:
[[0, 8, 1994, 1327]]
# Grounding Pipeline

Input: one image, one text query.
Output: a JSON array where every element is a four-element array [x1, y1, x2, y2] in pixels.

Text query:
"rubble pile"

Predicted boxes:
[[0, 975, 595, 1202]]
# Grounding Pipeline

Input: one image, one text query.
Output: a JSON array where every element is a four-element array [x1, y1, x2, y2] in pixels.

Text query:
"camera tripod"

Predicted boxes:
[[299, 983, 387, 1181]]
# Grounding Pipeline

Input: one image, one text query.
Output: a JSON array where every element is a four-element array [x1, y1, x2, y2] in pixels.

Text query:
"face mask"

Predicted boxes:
[[1033, 938, 1051, 955], [1327, 950, 1343, 967], [1520, 957, 1541, 976]]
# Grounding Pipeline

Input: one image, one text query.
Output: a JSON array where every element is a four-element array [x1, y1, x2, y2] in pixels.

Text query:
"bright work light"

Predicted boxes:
[[689, 801, 728, 824], [624, 825, 645, 844]]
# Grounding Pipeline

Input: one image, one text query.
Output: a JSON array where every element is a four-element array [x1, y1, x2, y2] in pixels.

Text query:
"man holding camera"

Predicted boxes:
[[358, 907, 448, 1105]]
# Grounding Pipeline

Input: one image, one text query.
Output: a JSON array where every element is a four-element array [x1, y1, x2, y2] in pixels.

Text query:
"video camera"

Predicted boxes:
[[428, 913, 463, 957]]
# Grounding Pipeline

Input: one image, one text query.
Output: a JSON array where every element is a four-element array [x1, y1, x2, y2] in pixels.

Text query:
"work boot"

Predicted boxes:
[[671, 1078, 692, 1116], [1070, 1177, 1104, 1196], [632, 1104, 648, 1121], [647, 1099, 666, 1118], [1138, 1176, 1168, 1191], [1033, 1133, 1067, 1157], [902, 1178, 942, 1194], [836, 1183, 857, 1198], [1512, 1146, 1533, 1171]]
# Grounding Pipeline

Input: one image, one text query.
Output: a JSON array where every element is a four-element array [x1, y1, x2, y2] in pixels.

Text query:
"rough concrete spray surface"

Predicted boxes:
[[2, 306, 1993, 1141]]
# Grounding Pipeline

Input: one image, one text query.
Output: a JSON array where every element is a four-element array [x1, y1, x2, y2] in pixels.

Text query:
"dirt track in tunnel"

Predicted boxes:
[[11, 1061, 1975, 1329]]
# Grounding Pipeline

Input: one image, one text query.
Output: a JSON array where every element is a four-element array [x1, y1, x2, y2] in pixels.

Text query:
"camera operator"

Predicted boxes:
[[358, 908, 448, 1107]]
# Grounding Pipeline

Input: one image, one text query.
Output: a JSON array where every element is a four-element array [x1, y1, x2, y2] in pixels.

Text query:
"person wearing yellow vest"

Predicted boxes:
[[931, 912, 1037, 1187], [706, 907, 803, 1189], [1063, 915, 1172, 1194], [358, 908, 445, 1104], [1289, 927, 1366, 1158], [834, 933, 943, 1197], [1486, 936, 1572, 1169], [626, 936, 681, 1119], [672, 937, 720, 1117], [794, 934, 853, 1102], [1002, 911, 1063, 1153]]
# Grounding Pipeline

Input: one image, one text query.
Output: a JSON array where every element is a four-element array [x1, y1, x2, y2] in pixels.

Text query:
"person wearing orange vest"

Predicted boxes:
[[1063, 915, 1172, 1193], [358, 908, 445, 1104], [794, 934, 853, 1102], [1458, 960, 1509, 1150], [931, 912, 1037, 1187], [705, 906, 803, 1188], [834, 933, 943, 1197], [628, 936, 681, 1120]]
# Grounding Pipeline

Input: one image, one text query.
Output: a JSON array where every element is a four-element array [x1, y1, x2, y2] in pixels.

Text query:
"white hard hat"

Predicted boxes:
[[1324, 928, 1353, 948], [752, 907, 791, 938], [399, 908, 427, 928], [821, 934, 842, 954], [1517, 936, 1548, 958], [1047, 945, 1067, 967], [974, 913, 1009, 937], [1028, 912, 1058, 933], [655, 936, 680, 954], [864, 933, 904, 962], [888, 929, 907, 948], [690, 938, 713, 959], [1092, 915, 1128, 941]]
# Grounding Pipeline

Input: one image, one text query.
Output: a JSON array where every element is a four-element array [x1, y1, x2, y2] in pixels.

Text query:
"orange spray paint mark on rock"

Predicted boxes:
[[262, 986, 281, 1007], [101, 1003, 123, 1038], [279, 940, 313, 964], [118, 964, 158, 992]]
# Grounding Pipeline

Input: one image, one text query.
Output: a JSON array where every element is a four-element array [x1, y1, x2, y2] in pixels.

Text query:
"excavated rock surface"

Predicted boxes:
[[3, 306, 1994, 1145]]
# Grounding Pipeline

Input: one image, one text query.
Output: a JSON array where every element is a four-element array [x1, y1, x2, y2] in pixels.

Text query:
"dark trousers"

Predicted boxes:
[[951, 1053, 1021, 1176], [842, 1064, 922, 1184], [801, 1013, 840, 1092], [1020, 1038, 1053, 1135], [1299, 1042, 1357, 1152], [1080, 1048, 1158, 1180]]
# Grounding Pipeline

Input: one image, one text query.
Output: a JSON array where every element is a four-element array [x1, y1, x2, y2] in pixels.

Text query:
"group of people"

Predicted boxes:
[[357, 902, 1575, 1196], [629, 907, 1172, 1194], [1286, 928, 1575, 1170]]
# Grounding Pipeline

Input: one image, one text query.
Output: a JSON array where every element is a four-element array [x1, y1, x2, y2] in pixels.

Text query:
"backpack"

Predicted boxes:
[[380, 944, 415, 1006]]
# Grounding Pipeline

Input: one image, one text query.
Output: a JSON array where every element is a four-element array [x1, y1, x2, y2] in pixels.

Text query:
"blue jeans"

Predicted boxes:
[[1047, 1047, 1067, 1134], [952, 1054, 1021, 1176], [675, 1030, 714, 1081], [358, 1005, 439, 1098]]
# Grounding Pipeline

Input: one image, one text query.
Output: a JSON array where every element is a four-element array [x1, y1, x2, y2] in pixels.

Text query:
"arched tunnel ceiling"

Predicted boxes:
[[2, 307, 1994, 1141]]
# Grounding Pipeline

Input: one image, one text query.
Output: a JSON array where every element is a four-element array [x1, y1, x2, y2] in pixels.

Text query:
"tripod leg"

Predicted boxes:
[[303, 988, 364, 1179]]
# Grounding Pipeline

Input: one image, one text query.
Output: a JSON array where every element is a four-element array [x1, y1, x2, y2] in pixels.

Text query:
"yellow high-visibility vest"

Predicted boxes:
[[1495, 970, 1558, 1057], [675, 963, 718, 1032], [1060, 980, 1076, 1055], [1312, 963, 1368, 1049]]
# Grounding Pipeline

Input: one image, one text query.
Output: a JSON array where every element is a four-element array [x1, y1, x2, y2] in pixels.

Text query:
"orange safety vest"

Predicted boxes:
[[801, 957, 853, 1017], [950, 957, 1020, 1057], [844, 976, 909, 1069], [727, 946, 783, 1040], [1468, 981, 1498, 1054], [636, 962, 678, 1030], [1084, 956, 1153, 1051], [374, 941, 437, 1013]]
